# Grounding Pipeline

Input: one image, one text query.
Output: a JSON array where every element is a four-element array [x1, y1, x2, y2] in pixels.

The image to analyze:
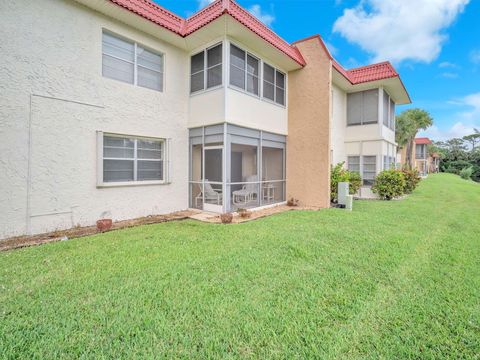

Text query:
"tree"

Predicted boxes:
[[395, 109, 433, 169], [463, 130, 480, 151]]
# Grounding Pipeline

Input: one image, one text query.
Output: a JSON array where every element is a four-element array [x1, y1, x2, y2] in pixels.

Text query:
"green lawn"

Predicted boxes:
[[1, 174, 479, 359]]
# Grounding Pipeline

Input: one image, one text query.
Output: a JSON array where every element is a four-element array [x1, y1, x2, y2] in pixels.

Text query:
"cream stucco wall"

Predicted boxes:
[[0, 0, 190, 238]]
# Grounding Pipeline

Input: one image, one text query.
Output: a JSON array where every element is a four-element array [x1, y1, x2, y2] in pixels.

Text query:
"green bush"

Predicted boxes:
[[401, 168, 421, 194], [459, 166, 473, 180], [372, 170, 406, 200], [330, 162, 362, 202]]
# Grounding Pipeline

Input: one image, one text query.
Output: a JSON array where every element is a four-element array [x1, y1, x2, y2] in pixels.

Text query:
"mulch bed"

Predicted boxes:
[[0, 210, 196, 252]]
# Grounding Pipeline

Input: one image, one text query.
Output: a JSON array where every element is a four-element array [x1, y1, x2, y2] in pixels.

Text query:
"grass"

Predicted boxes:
[[1, 173, 479, 359]]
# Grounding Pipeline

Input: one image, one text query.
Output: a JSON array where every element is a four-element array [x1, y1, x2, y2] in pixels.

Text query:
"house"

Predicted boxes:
[[398, 137, 437, 176], [0, 0, 410, 239]]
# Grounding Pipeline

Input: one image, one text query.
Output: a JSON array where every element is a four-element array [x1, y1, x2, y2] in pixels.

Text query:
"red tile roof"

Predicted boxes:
[[333, 60, 398, 84], [415, 137, 432, 145], [108, 0, 305, 66]]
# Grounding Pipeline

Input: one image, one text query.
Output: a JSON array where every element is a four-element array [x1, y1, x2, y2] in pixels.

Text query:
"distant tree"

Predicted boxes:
[[395, 109, 433, 169], [463, 130, 480, 151]]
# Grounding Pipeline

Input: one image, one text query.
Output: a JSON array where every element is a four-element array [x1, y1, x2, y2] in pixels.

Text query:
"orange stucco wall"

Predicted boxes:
[[287, 38, 331, 208]]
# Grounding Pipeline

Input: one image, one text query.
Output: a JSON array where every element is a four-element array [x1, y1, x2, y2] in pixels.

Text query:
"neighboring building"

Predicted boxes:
[[0, 0, 410, 239], [398, 137, 438, 176]]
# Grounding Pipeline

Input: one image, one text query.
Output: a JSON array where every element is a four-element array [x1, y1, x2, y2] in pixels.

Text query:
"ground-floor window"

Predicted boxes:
[[362, 156, 376, 186], [189, 124, 286, 212], [98, 132, 167, 185], [347, 156, 360, 173]]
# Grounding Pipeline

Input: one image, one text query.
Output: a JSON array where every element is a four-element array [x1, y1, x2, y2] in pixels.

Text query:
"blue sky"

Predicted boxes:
[[156, 0, 480, 141]]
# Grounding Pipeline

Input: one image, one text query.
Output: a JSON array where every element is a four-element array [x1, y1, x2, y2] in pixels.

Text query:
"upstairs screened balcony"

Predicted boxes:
[[189, 124, 286, 213]]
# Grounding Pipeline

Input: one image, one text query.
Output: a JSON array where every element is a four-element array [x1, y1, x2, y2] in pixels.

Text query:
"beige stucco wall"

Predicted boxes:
[[287, 38, 331, 208], [331, 84, 347, 165]]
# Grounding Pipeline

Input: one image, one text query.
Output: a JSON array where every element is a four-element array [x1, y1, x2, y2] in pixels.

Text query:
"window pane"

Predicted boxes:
[[207, 44, 222, 67], [263, 63, 274, 83], [102, 32, 134, 62], [103, 159, 134, 182], [275, 71, 285, 89], [191, 52, 204, 74], [262, 146, 284, 181], [137, 66, 163, 91], [247, 55, 259, 76], [347, 156, 360, 172], [363, 89, 379, 124], [247, 74, 259, 95], [230, 45, 245, 69], [275, 86, 285, 105], [138, 139, 162, 159], [347, 92, 362, 125], [207, 64, 222, 88], [383, 91, 389, 126], [102, 54, 134, 84], [390, 99, 395, 129], [230, 64, 245, 89], [191, 72, 204, 93], [263, 81, 274, 101], [363, 156, 376, 185], [137, 47, 163, 71], [138, 160, 163, 181]]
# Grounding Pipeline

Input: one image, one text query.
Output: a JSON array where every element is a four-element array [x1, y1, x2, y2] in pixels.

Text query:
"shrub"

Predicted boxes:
[[237, 208, 251, 218], [287, 198, 299, 207], [372, 170, 406, 200], [401, 168, 421, 194], [220, 213, 233, 224], [330, 162, 362, 202], [459, 166, 473, 180]]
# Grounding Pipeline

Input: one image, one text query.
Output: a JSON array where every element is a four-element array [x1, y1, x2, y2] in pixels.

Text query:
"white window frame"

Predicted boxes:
[[96, 131, 170, 187], [102, 30, 165, 92], [362, 155, 377, 186], [190, 42, 223, 95], [228, 43, 261, 97], [226, 41, 287, 108]]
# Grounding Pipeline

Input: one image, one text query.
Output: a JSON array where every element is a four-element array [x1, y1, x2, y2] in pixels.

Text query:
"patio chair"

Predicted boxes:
[[195, 180, 222, 208], [232, 175, 258, 205]]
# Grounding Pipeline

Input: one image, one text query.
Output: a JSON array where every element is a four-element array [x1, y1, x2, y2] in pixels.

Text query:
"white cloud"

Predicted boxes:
[[197, 0, 215, 9], [470, 49, 480, 64], [333, 0, 469, 64], [248, 4, 275, 26], [325, 41, 339, 56], [438, 61, 458, 68], [440, 72, 459, 78], [419, 122, 476, 141], [457, 92, 480, 121]]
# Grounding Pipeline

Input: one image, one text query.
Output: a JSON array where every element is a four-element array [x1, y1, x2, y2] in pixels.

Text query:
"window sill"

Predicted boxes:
[[190, 84, 223, 97], [97, 180, 170, 188]]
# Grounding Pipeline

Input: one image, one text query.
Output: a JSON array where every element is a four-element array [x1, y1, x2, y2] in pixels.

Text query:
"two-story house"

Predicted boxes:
[[0, 0, 411, 239], [399, 137, 439, 176]]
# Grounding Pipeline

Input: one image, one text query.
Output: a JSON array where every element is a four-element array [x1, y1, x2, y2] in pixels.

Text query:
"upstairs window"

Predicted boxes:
[[263, 63, 285, 106], [229, 44, 260, 96], [382, 90, 396, 130], [102, 31, 164, 92], [190, 43, 223, 94], [347, 89, 379, 126]]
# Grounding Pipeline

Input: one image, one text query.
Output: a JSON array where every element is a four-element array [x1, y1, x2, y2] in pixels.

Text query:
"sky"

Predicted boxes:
[[154, 0, 480, 141]]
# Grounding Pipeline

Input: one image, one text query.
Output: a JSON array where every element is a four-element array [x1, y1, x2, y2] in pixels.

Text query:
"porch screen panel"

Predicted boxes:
[[389, 99, 396, 130], [263, 63, 275, 101], [190, 52, 205, 93], [246, 54, 260, 95]]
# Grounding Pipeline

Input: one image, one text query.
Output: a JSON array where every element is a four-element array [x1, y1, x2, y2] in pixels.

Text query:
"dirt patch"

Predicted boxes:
[[0, 210, 198, 252], [189, 204, 322, 224]]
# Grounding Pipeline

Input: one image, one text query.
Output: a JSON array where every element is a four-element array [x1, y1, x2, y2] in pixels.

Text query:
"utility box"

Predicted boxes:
[[345, 195, 353, 211], [338, 182, 349, 206]]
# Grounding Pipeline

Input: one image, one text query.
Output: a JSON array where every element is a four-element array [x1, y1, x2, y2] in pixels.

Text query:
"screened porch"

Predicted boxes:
[[189, 124, 286, 213]]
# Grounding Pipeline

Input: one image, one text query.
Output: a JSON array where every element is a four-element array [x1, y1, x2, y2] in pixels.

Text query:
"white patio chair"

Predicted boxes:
[[232, 175, 258, 205], [195, 180, 222, 207]]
